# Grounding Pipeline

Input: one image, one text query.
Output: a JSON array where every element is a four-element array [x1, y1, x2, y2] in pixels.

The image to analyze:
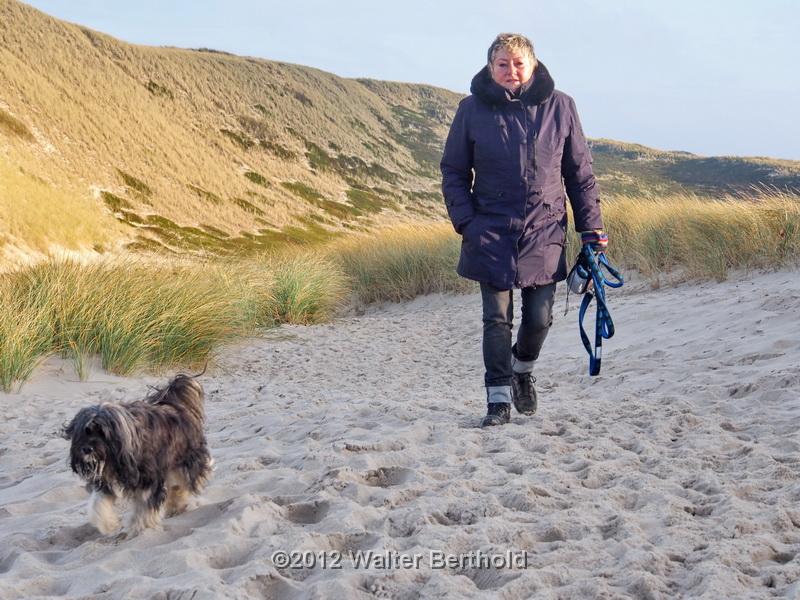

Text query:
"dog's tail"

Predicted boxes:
[[146, 375, 205, 422]]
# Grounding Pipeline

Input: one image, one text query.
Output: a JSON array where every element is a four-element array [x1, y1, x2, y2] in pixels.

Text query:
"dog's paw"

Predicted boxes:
[[165, 505, 188, 518], [91, 515, 121, 536], [125, 507, 163, 535], [113, 531, 130, 544], [88, 492, 120, 535]]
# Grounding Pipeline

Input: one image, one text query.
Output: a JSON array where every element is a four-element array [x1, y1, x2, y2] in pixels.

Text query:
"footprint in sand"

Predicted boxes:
[[386, 511, 424, 538], [771, 550, 796, 565], [361, 467, 413, 488], [323, 531, 380, 553], [460, 567, 523, 591], [244, 572, 303, 597], [599, 514, 623, 540], [206, 541, 261, 570], [284, 500, 330, 524], [683, 504, 714, 517], [338, 440, 406, 453]]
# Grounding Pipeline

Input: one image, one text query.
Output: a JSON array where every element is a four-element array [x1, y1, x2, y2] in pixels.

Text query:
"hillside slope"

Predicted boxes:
[[590, 139, 800, 196], [1, 0, 799, 263], [0, 0, 455, 259]]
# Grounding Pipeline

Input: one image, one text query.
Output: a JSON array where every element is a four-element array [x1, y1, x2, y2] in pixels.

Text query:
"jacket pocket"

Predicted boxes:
[[474, 189, 509, 213], [536, 132, 565, 170]]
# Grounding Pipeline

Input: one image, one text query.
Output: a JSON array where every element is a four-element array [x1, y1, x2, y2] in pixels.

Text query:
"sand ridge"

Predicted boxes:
[[1, 270, 799, 599]]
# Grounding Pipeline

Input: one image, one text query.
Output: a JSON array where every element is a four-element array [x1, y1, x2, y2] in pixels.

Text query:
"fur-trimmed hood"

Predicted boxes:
[[469, 61, 555, 107]]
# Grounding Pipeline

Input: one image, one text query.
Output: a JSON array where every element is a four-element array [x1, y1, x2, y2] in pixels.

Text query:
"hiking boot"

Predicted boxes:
[[511, 371, 538, 415], [481, 402, 511, 427]]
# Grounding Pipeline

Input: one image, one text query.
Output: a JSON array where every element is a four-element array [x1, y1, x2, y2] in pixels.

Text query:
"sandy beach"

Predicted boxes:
[[1, 269, 799, 599]]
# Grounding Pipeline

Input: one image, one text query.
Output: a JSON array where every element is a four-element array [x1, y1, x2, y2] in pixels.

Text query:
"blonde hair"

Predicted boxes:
[[487, 33, 537, 69]]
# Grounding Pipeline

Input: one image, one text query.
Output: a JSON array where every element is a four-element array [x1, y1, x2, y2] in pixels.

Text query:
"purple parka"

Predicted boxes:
[[441, 62, 603, 290]]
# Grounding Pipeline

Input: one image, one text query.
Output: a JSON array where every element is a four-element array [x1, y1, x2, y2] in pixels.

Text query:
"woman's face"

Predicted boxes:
[[490, 49, 533, 93]]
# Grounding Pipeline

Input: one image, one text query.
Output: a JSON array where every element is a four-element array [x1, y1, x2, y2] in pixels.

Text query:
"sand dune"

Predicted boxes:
[[1, 270, 799, 599]]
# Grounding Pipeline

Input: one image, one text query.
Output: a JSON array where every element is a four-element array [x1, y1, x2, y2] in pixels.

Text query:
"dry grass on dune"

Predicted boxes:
[[1, 194, 798, 391], [328, 223, 472, 305], [0, 0, 457, 250], [599, 192, 800, 281], [0, 159, 121, 255], [0, 253, 350, 392], [1, 260, 255, 385]]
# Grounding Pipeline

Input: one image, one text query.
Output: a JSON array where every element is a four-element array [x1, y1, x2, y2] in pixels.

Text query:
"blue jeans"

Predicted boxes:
[[480, 282, 556, 388]]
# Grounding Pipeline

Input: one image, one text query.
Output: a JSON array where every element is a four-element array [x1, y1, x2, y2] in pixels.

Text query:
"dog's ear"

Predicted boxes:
[[61, 417, 75, 440], [93, 414, 113, 441], [61, 412, 92, 440], [62, 407, 101, 440], [120, 455, 140, 487], [99, 407, 141, 487], [112, 449, 140, 488]]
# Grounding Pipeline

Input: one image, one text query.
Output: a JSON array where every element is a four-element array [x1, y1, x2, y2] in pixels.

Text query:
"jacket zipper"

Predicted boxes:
[[515, 101, 535, 287]]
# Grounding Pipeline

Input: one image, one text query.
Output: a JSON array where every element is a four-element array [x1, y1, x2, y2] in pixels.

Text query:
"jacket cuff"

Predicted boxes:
[[580, 230, 609, 249]]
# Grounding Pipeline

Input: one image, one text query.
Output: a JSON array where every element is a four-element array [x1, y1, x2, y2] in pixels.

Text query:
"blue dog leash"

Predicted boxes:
[[575, 246, 624, 376]]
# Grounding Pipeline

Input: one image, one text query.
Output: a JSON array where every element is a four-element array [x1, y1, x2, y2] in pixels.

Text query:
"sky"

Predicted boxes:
[[22, 0, 800, 160]]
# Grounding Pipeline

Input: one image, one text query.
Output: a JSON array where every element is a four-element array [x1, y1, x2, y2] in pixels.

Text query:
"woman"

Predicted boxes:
[[441, 33, 608, 427]]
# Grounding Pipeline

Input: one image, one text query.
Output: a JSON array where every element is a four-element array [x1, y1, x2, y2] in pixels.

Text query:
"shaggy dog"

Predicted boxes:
[[62, 374, 212, 536]]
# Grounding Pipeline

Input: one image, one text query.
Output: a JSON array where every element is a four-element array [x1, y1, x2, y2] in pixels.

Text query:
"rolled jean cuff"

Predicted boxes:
[[511, 355, 535, 374], [487, 385, 512, 404]]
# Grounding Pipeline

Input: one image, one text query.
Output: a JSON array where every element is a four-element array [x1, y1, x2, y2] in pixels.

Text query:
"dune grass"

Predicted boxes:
[[599, 192, 800, 280], [0, 193, 798, 391], [0, 288, 52, 392], [266, 254, 348, 325], [0, 106, 34, 141], [0, 159, 119, 254], [3, 260, 254, 380], [328, 223, 472, 305], [0, 256, 346, 391], [2, 3, 461, 240]]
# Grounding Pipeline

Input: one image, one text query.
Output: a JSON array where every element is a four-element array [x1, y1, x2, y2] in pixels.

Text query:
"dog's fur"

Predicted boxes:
[[62, 375, 212, 535]]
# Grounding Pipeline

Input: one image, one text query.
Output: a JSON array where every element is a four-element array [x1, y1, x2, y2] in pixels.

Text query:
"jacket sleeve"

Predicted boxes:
[[440, 99, 476, 234], [561, 96, 604, 232]]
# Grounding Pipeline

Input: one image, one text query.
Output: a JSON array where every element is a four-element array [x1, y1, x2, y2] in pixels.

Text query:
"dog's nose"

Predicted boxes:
[[81, 446, 93, 455]]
